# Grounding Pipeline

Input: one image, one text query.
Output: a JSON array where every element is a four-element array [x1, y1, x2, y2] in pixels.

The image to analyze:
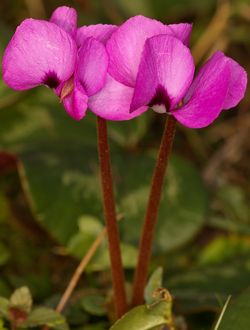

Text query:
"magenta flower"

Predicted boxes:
[[2, 6, 116, 121], [88, 15, 192, 120], [89, 16, 247, 127]]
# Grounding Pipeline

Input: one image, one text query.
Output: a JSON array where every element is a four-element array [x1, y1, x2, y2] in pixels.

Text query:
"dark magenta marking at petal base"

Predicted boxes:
[[148, 85, 170, 111], [43, 71, 60, 89]]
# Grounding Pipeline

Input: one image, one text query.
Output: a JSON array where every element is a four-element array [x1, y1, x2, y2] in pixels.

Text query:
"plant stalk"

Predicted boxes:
[[96, 116, 127, 318], [131, 115, 177, 307]]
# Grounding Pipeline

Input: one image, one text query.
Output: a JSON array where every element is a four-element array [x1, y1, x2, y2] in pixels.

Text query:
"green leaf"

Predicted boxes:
[[87, 243, 138, 271], [109, 298, 172, 330], [9, 287, 32, 314], [20, 307, 69, 330], [215, 289, 250, 330], [67, 216, 103, 259], [67, 214, 138, 270], [81, 294, 107, 316], [78, 216, 103, 234], [156, 156, 208, 251], [144, 268, 163, 305], [119, 155, 208, 253]]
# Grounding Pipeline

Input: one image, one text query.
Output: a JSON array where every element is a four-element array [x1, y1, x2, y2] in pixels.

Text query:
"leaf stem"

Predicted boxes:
[[96, 116, 127, 318], [131, 115, 176, 307]]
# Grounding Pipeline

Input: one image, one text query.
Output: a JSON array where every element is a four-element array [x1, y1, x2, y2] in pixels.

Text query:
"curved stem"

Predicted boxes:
[[131, 115, 176, 307], [96, 116, 127, 318]]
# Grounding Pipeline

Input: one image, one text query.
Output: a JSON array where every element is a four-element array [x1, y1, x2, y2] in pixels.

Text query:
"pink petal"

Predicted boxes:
[[168, 23, 192, 46], [88, 75, 147, 120], [172, 52, 231, 128], [50, 6, 77, 37], [223, 56, 247, 110], [77, 24, 117, 46], [77, 37, 108, 96], [107, 16, 192, 87], [2, 19, 77, 91], [106, 15, 171, 87], [130, 35, 194, 112], [58, 78, 88, 121]]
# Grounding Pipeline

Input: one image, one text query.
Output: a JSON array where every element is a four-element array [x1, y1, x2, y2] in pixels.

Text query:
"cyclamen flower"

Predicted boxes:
[[2, 6, 116, 120], [89, 16, 247, 127]]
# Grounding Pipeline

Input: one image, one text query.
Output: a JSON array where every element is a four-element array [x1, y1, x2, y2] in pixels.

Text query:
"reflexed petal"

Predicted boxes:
[[172, 52, 231, 128], [168, 23, 192, 46], [107, 15, 171, 87], [130, 35, 194, 112], [223, 57, 247, 109], [88, 75, 147, 120], [59, 79, 88, 120], [77, 37, 108, 96], [2, 19, 77, 90], [77, 24, 117, 46], [50, 6, 77, 37]]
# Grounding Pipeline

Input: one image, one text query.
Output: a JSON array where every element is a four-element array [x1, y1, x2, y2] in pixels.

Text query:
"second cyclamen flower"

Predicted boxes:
[[2, 6, 116, 120], [89, 16, 247, 128]]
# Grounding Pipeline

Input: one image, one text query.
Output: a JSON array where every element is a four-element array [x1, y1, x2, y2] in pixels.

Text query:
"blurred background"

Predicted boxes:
[[0, 0, 249, 329]]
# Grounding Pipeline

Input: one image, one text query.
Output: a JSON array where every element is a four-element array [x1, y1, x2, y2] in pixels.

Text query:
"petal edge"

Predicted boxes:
[[172, 52, 231, 128]]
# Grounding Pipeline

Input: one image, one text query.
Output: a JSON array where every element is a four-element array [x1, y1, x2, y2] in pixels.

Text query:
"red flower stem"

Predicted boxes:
[[131, 115, 177, 307], [96, 116, 127, 318]]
